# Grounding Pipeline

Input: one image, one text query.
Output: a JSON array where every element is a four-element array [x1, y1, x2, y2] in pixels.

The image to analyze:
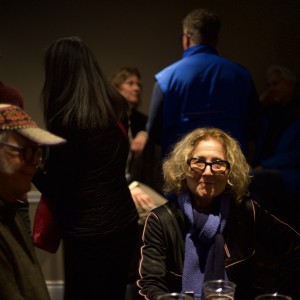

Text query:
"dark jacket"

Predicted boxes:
[[33, 122, 138, 240], [253, 87, 300, 196], [138, 197, 300, 300], [130, 108, 147, 137], [128, 109, 163, 194], [0, 199, 50, 300]]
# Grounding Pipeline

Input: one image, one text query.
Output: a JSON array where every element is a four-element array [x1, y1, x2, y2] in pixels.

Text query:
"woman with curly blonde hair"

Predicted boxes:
[[163, 127, 250, 201], [138, 127, 300, 300]]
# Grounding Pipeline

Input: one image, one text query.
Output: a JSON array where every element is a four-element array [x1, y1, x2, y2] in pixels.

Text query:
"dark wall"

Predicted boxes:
[[1, 0, 300, 126]]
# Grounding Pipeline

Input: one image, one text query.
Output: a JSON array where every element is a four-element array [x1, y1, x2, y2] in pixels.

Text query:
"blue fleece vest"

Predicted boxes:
[[156, 44, 254, 156]]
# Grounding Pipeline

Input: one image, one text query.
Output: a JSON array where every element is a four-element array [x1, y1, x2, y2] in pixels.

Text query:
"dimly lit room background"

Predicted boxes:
[[1, 0, 300, 126]]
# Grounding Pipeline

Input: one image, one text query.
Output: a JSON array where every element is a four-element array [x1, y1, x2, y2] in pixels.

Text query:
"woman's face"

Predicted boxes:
[[186, 138, 229, 210], [118, 75, 141, 106]]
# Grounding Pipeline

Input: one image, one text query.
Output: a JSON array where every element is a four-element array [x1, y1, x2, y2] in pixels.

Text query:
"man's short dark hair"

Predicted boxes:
[[183, 8, 221, 45]]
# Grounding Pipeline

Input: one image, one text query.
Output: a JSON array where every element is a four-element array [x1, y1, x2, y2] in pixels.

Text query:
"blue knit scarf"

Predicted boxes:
[[178, 192, 229, 299]]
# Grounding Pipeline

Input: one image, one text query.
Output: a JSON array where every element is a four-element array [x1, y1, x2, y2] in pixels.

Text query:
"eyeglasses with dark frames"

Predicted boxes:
[[187, 157, 230, 174], [0, 141, 44, 164]]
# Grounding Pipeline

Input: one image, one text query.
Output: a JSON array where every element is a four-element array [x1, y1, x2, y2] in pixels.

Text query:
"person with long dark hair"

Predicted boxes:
[[34, 37, 138, 300]]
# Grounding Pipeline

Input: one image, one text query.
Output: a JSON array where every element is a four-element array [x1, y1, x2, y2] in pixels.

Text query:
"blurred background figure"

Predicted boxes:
[[0, 53, 31, 234], [0, 81, 24, 108], [33, 37, 139, 300], [259, 65, 298, 106], [135, 8, 260, 162], [111, 67, 165, 300], [250, 65, 300, 230], [0, 104, 65, 300], [111, 67, 164, 216], [111, 67, 150, 185]]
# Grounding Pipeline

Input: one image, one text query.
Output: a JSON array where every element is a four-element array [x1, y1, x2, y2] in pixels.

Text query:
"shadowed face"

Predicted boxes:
[[267, 71, 295, 105], [0, 132, 42, 203]]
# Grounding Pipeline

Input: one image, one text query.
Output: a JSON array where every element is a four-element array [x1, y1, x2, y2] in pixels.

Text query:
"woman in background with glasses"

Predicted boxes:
[[138, 127, 300, 300]]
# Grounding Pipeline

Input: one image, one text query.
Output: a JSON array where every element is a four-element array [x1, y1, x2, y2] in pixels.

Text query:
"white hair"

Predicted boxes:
[[267, 65, 297, 83]]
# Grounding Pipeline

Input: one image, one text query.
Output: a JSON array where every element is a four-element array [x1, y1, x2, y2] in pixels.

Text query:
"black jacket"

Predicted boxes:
[[33, 122, 138, 240], [138, 197, 300, 300]]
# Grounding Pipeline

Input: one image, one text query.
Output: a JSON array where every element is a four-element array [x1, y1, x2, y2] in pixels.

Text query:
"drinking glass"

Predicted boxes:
[[255, 293, 292, 300], [157, 293, 194, 299], [203, 279, 236, 299]]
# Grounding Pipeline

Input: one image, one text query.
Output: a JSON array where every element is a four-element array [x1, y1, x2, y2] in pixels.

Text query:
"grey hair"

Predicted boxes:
[[267, 65, 297, 83], [182, 8, 221, 45]]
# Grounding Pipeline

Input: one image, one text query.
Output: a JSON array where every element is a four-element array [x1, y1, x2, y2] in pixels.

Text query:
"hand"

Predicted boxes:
[[130, 186, 155, 211], [131, 131, 148, 158], [260, 88, 274, 105]]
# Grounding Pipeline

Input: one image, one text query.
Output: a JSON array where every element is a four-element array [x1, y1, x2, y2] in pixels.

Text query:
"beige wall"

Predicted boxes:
[[1, 0, 300, 127]]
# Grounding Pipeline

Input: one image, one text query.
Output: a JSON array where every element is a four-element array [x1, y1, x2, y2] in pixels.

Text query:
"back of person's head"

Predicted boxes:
[[42, 37, 127, 130], [110, 67, 141, 90], [163, 127, 249, 201], [183, 8, 221, 46]]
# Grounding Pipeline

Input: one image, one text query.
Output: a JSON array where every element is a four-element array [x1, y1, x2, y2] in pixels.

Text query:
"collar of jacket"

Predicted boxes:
[[0, 198, 17, 220], [182, 44, 218, 59]]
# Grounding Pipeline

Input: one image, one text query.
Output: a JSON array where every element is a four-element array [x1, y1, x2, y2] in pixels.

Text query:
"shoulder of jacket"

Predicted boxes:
[[150, 200, 180, 222], [231, 197, 256, 220]]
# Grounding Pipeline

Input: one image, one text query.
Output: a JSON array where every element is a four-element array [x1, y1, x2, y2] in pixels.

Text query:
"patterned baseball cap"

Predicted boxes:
[[0, 104, 66, 145]]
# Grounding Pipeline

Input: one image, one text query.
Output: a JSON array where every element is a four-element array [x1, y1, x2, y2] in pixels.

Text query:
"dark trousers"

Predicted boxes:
[[63, 221, 138, 300]]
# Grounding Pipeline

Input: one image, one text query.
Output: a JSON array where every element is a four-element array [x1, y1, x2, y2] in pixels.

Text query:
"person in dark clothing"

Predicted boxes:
[[250, 65, 300, 229], [111, 67, 165, 300], [0, 54, 24, 108], [111, 67, 165, 222], [0, 81, 24, 108], [33, 37, 139, 300], [138, 127, 300, 300]]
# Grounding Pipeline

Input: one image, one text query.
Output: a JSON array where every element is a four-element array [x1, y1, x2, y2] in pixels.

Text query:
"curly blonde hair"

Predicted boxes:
[[163, 127, 250, 202]]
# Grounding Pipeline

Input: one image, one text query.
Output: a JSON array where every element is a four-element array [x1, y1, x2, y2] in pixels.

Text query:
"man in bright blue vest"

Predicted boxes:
[[134, 8, 260, 160]]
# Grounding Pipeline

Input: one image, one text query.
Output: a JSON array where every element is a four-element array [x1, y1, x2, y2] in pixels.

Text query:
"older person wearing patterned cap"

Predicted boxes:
[[0, 103, 65, 300]]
